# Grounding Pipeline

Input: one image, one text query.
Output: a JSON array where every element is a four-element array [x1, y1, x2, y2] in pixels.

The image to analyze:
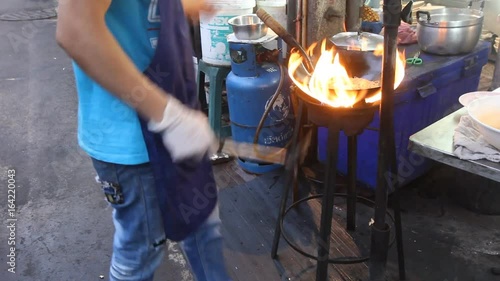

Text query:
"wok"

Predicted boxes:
[[291, 39, 383, 101], [256, 8, 383, 102]]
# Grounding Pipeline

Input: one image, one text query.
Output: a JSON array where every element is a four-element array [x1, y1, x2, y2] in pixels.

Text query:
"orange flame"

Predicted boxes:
[[288, 40, 406, 108]]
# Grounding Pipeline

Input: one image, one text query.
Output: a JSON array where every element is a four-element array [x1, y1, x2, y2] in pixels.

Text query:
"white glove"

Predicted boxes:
[[148, 97, 217, 162]]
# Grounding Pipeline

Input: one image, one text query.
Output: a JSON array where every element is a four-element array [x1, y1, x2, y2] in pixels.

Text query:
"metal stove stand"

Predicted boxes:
[[271, 99, 406, 281], [271, 1, 406, 279]]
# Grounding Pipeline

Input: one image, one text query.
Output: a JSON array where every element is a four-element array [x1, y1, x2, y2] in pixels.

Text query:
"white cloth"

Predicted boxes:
[[453, 115, 500, 162]]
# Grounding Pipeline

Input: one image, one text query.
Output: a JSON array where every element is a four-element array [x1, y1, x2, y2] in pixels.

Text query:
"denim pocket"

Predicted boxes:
[[96, 176, 124, 205]]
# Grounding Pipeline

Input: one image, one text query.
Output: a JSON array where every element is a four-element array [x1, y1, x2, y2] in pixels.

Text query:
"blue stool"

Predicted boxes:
[[196, 59, 232, 139]]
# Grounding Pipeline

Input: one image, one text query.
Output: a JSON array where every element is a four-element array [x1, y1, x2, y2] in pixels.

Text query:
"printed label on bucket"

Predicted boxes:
[[200, 15, 238, 65]]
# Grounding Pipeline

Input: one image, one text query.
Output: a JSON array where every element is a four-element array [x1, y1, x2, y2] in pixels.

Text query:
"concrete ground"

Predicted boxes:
[[391, 165, 500, 281]]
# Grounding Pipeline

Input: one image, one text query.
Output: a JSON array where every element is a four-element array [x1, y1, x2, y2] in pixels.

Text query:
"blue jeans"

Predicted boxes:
[[91, 158, 232, 281]]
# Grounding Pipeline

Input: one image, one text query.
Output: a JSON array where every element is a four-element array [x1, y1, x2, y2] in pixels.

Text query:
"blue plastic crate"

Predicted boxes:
[[318, 41, 491, 190]]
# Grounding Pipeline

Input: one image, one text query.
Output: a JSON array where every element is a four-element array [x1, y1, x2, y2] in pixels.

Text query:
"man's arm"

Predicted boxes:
[[56, 0, 217, 161], [56, 0, 167, 122], [181, 0, 214, 22]]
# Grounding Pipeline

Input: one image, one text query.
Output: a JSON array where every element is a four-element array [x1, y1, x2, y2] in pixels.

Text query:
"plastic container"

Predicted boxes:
[[199, 0, 255, 66], [257, 0, 287, 54], [257, 0, 287, 28], [317, 41, 491, 190]]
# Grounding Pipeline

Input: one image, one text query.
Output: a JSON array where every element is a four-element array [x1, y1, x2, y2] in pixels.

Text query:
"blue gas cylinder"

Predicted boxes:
[[226, 42, 294, 174]]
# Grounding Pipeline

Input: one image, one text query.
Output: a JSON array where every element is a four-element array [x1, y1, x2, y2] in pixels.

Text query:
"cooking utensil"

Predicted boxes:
[[330, 32, 383, 51], [257, 8, 382, 100], [228, 14, 269, 40], [467, 95, 500, 151], [292, 86, 379, 136], [327, 32, 383, 96], [406, 51, 423, 65], [416, 1, 485, 55], [289, 52, 381, 103], [256, 8, 315, 73]]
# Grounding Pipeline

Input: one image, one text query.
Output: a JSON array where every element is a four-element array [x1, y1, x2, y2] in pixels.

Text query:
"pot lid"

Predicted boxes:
[[417, 8, 483, 28], [330, 32, 383, 52]]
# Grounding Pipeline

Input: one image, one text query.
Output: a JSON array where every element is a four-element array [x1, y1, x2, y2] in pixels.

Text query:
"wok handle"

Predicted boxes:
[[468, 0, 486, 11], [256, 8, 315, 72], [256, 8, 293, 46], [416, 11, 431, 22]]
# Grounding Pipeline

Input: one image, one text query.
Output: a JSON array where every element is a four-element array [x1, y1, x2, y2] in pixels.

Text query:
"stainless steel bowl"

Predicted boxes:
[[228, 14, 268, 40]]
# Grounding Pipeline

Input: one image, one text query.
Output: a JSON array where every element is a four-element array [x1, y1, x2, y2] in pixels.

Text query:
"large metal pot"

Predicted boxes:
[[416, 6, 484, 55]]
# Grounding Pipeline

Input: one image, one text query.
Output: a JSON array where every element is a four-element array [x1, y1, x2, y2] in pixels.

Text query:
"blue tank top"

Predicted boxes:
[[72, 0, 160, 164]]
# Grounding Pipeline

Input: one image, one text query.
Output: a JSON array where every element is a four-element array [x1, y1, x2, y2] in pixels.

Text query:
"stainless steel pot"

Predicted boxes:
[[416, 3, 484, 55]]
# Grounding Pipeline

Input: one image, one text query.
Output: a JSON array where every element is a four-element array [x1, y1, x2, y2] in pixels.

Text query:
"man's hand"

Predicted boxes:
[[181, 0, 215, 21], [148, 97, 217, 162]]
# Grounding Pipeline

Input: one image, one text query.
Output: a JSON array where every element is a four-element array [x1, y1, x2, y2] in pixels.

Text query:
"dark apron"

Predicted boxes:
[[139, 0, 217, 242]]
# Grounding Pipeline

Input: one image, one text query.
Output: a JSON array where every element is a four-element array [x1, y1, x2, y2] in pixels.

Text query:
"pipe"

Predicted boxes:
[[253, 63, 286, 144], [373, 0, 400, 239], [369, 0, 401, 279], [346, 135, 358, 231], [288, 0, 298, 42], [257, 9, 315, 72], [301, 0, 308, 48], [294, 0, 301, 45], [346, 0, 362, 32]]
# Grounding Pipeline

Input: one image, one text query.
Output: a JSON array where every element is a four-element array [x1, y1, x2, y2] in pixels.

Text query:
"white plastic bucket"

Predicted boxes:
[[257, 0, 287, 55], [257, 0, 287, 30], [200, 0, 256, 66]]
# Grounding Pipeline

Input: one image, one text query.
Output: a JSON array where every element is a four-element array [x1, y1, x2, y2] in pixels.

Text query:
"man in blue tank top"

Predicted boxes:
[[56, 0, 232, 280]]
